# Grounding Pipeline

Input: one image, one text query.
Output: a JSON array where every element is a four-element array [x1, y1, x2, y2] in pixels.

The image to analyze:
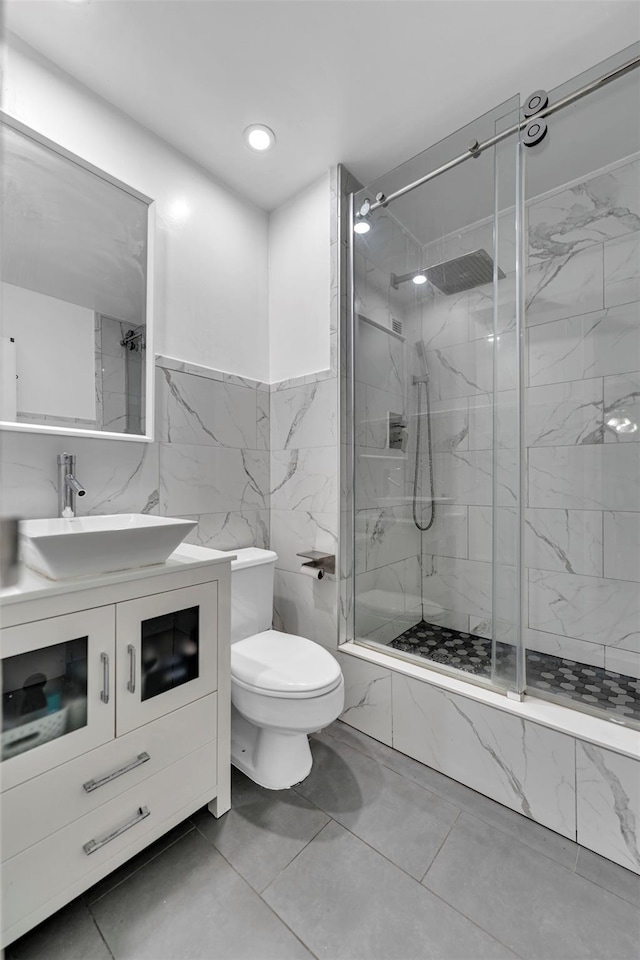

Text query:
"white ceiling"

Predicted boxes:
[[6, 0, 640, 211]]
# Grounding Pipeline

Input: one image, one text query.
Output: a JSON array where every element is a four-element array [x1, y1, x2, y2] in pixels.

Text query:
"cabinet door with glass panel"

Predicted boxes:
[[115, 583, 217, 736], [1, 608, 115, 790]]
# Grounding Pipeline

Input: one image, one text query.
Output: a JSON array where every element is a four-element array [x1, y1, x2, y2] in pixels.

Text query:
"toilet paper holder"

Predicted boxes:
[[296, 551, 335, 576]]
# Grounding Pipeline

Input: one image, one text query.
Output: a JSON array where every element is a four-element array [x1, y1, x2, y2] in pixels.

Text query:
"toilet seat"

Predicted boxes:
[[231, 630, 342, 699]]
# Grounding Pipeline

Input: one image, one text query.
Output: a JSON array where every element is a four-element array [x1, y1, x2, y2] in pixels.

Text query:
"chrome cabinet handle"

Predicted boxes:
[[100, 652, 110, 704], [127, 643, 136, 693], [83, 806, 150, 855], [83, 752, 151, 793]]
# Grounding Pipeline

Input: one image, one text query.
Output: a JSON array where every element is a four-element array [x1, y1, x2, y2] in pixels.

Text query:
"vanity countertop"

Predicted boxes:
[[1, 543, 235, 607]]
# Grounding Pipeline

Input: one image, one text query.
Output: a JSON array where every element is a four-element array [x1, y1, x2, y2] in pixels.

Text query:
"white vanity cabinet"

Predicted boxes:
[[0, 544, 232, 948]]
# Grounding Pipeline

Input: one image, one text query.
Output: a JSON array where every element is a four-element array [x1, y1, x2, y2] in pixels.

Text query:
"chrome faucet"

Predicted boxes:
[[57, 453, 87, 518]]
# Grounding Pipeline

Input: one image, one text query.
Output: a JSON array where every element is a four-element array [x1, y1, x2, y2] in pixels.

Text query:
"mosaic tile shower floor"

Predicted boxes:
[[389, 620, 640, 722]]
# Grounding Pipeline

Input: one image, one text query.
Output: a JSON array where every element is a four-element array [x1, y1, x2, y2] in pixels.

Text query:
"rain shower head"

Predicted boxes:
[[391, 248, 505, 295]]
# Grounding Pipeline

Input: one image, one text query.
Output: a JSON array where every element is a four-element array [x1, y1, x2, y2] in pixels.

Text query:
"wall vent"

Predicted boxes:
[[391, 318, 403, 335]]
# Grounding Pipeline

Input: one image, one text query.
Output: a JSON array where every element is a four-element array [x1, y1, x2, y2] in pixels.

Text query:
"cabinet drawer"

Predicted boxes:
[[2, 740, 217, 932], [2, 694, 217, 861]]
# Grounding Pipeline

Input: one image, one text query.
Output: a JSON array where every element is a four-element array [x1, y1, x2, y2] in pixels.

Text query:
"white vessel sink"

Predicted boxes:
[[20, 514, 197, 580]]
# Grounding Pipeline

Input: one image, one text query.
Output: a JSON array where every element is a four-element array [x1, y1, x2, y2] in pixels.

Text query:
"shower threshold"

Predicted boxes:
[[388, 620, 640, 723]]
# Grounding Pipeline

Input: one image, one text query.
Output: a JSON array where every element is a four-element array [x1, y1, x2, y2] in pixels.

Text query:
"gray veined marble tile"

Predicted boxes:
[[183, 510, 264, 551], [355, 381, 408, 450], [604, 371, 640, 443], [337, 652, 393, 744], [524, 627, 605, 669], [159, 443, 268, 515], [355, 559, 414, 638], [270, 509, 337, 574], [354, 444, 407, 511], [525, 507, 603, 576], [604, 510, 640, 582], [420, 288, 470, 350], [528, 302, 640, 387], [256, 389, 270, 451], [361, 504, 422, 571], [526, 378, 604, 446], [528, 568, 640, 650], [426, 338, 494, 400], [270, 447, 338, 513], [270, 379, 337, 451], [392, 674, 576, 838], [355, 312, 406, 396], [273, 567, 337, 650], [414, 397, 469, 452], [156, 368, 257, 449], [528, 158, 640, 259], [100, 352, 126, 394], [422, 555, 494, 621], [576, 742, 640, 875], [604, 230, 640, 308], [528, 443, 640, 511], [421, 503, 469, 560], [0, 430, 160, 519], [604, 646, 640, 680]]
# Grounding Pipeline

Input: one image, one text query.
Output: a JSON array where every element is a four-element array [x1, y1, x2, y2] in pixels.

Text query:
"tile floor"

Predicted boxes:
[[7, 721, 640, 960]]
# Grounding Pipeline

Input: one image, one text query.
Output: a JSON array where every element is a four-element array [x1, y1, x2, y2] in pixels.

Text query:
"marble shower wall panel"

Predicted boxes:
[[159, 443, 269, 516], [528, 569, 640, 651], [527, 156, 640, 260], [528, 444, 640, 511], [528, 302, 640, 387], [604, 373, 640, 444], [392, 673, 577, 838], [604, 231, 640, 308], [576, 742, 640, 875]]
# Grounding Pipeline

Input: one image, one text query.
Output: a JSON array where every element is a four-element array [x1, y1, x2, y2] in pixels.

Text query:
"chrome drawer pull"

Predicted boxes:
[[127, 643, 136, 693], [83, 805, 150, 855], [83, 752, 151, 793], [100, 652, 110, 704]]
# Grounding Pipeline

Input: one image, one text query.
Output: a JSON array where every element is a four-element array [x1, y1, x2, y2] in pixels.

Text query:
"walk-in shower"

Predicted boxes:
[[346, 43, 640, 728]]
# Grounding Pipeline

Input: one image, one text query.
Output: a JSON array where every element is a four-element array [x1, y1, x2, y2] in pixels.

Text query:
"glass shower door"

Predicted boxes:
[[351, 96, 523, 695], [521, 44, 640, 725]]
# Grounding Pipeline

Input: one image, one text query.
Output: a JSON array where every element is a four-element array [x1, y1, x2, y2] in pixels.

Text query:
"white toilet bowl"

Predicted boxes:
[[223, 549, 345, 791], [231, 629, 344, 790]]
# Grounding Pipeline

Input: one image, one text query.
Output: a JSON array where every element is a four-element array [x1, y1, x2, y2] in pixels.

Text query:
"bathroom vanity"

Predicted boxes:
[[0, 543, 232, 947]]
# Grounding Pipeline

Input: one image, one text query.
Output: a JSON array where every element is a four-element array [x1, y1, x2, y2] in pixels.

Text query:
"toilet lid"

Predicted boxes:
[[231, 630, 342, 697]]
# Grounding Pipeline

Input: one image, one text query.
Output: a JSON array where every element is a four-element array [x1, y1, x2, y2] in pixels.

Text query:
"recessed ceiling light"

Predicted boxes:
[[412, 274, 428, 285], [354, 220, 371, 234], [244, 124, 276, 152]]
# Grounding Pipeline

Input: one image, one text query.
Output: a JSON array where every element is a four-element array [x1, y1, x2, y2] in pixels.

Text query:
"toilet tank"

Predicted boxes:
[[226, 548, 277, 643]]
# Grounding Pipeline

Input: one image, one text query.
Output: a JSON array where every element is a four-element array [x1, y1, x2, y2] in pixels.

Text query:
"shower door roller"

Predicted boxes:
[[523, 89, 549, 118], [523, 118, 548, 147]]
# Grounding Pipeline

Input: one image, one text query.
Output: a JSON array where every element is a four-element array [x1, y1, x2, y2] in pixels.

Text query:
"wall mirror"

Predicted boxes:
[[0, 113, 154, 441]]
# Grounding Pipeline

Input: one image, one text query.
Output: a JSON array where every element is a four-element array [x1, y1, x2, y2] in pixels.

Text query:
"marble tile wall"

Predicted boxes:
[[414, 154, 640, 677], [1, 359, 270, 554]]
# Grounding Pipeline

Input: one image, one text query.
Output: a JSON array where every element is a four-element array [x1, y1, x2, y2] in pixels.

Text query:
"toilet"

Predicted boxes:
[[225, 548, 344, 790]]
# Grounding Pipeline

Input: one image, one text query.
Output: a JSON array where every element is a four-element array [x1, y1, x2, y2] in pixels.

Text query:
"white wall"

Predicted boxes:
[[268, 174, 331, 382], [1, 281, 95, 420], [2, 38, 270, 381]]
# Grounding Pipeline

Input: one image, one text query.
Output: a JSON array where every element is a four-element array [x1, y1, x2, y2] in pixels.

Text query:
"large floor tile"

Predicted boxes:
[[6, 899, 111, 960], [575, 847, 640, 908], [86, 819, 195, 904], [296, 732, 459, 880], [263, 820, 517, 960], [90, 829, 311, 959], [193, 768, 330, 892], [423, 813, 640, 959], [325, 722, 579, 871]]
